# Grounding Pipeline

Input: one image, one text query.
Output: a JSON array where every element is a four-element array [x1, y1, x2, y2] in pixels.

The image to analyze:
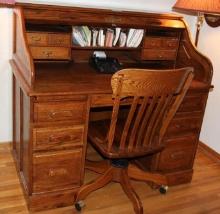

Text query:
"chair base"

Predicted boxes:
[[111, 159, 129, 168], [75, 159, 168, 214]]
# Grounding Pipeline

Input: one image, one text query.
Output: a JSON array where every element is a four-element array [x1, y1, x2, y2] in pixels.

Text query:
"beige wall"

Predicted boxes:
[[0, 9, 13, 142], [199, 22, 220, 153]]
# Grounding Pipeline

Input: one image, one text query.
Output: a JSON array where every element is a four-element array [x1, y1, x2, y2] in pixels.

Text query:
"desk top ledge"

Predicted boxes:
[[16, 0, 182, 20]]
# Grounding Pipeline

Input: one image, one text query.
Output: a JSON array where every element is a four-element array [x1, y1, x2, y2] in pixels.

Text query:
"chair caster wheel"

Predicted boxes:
[[75, 200, 85, 212], [159, 185, 168, 194]]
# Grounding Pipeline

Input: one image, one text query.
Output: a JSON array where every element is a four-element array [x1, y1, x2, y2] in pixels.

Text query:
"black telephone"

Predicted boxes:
[[90, 56, 121, 73]]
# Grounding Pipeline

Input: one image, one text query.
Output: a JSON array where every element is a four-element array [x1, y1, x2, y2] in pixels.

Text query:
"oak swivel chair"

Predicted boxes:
[[75, 68, 194, 214]]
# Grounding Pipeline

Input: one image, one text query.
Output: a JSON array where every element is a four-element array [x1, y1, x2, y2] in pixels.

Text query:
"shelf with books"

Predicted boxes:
[[71, 46, 141, 51], [72, 26, 144, 49]]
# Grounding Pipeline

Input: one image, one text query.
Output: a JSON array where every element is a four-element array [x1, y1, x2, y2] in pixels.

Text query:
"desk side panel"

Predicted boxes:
[[13, 7, 35, 89], [12, 74, 32, 195], [176, 20, 213, 84]]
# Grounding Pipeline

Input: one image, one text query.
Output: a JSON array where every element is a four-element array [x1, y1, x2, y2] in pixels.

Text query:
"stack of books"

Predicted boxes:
[[72, 26, 144, 48], [72, 26, 91, 47], [126, 29, 144, 48]]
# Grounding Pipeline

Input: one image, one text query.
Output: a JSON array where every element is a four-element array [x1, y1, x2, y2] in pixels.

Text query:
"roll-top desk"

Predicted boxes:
[[10, 3, 213, 211]]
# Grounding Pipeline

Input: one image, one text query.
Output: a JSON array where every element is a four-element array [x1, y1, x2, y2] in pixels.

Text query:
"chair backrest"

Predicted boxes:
[[107, 67, 194, 155]]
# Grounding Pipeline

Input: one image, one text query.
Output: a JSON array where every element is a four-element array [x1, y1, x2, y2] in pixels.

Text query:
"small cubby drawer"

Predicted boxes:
[[30, 47, 71, 60], [141, 49, 176, 60], [27, 32, 48, 46], [163, 38, 179, 48], [34, 101, 86, 123], [33, 149, 83, 192], [27, 32, 71, 47], [33, 125, 84, 151], [144, 37, 162, 48], [144, 37, 179, 49], [47, 33, 71, 46]]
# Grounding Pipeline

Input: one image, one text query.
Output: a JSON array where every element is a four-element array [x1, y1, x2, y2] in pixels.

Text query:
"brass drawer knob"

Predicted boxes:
[[42, 51, 53, 57], [48, 168, 67, 177], [31, 36, 42, 42]]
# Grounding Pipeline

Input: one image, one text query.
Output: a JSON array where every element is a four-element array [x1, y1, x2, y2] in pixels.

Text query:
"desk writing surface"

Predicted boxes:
[[33, 62, 210, 97], [33, 62, 112, 96]]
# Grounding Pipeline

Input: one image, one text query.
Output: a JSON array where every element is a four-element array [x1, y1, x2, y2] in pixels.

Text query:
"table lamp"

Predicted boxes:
[[0, 0, 15, 7], [173, 0, 220, 46]]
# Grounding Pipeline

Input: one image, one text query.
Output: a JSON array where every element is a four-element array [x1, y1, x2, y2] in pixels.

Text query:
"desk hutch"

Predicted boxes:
[[10, 2, 213, 211]]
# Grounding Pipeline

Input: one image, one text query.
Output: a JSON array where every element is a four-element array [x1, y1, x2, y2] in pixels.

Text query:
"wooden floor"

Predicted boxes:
[[1, 143, 220, 214]]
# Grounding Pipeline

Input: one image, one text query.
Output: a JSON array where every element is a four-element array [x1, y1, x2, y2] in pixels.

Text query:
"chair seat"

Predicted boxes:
[[88, 119, 164, 159]]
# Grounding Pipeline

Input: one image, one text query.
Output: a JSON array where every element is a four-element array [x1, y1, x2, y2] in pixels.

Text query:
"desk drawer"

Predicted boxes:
[[30, 47, 71, 60], [144, 37, 162, 48], [144, 37, 179, 49], [90, 94, 135, 107], [48, 33, 71, 46], [141, 49, 176, 60], [158, 135, 196, 172], [162, 38, 179, 48], [178, 94, 205, 113], [33, 125, 84, 151], [90, 94, 113, 107], [33, 149, 82, 192], [27, 32, 48, 46], [34, 101, 86, 123], [165, 115, 201, 137], [27, 32, 71, 47]]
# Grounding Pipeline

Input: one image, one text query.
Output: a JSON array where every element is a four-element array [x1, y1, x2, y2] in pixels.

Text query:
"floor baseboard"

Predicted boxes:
[[0, 141, 12, 145], [199, 141, 220, 162]]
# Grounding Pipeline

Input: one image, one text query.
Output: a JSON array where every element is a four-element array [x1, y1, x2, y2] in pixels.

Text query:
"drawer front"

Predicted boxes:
[[141, 49, 176, 60], [33, 150, 83, 192], [90, 94, 113, 107], [166, 115, 201, 137], [144, 37, 178, 49], [27, 32, 48, 46], [33, 125, 84, 151], [162, 38, 179, 48], [48, 33, 71, 47], [144, 37, 162, 48], [34, 101, 86, 123], [30, 47, 70, 60], [158, 135, 197, 172], [178, 94, 205, 113], [27, 32, 71, 47]]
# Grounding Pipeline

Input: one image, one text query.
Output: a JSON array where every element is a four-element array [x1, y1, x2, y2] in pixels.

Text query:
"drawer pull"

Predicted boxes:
[[31, 36, 42, 42], [42, 51, 53, 57], [49, 168, 68, 177], [57, 39, 63, 44], [171, 151, 185, 160], [175, 124, 181, 129], [48, 110, 74, 119]]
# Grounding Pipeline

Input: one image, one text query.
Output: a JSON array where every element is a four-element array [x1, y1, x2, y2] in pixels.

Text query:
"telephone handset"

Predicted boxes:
[[90, 51, 121, 73]]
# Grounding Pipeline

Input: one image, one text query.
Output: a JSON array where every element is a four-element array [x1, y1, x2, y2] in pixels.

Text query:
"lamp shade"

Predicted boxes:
[[0, 0, 15, 6], [173, 0, 220, 15]]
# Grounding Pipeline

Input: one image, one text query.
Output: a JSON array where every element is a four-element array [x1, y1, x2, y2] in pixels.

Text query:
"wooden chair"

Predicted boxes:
[[74, 68, 194, 214]]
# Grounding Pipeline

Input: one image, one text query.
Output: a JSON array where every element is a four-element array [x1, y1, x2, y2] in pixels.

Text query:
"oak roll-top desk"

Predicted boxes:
[[10, 3, 213, 211]]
